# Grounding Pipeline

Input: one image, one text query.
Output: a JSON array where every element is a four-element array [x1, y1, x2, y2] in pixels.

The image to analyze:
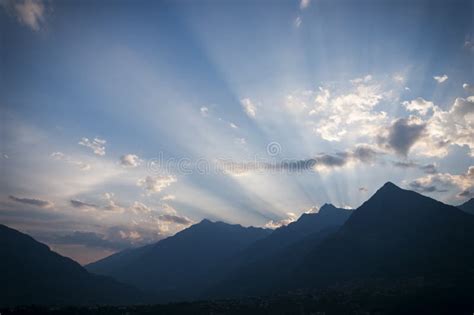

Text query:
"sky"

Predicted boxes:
[[1, 0, 473, 264]]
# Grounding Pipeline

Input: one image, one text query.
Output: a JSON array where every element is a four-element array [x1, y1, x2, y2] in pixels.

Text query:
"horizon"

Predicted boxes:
[[1, 0, 473, 265]]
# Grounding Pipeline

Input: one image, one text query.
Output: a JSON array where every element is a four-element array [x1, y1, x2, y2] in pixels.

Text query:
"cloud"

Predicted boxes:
[[200, 106, 209, 117], [9, 195, 53, 208], [378, 117, 426, 156], [120, 154, 140, 167], [78, 137, 106, 156], [70, 199, 98, 209], [458, 190, 474, 198], [221, 144, 380, 176], [306, 79, 387, 142], [408, 166, 474, 196], [50, 151, 91, 171], [1, 0, 46, 31], [161, 194, 176, 201], [102, 192, 124, 212], [464, 35, 474, 52], [158, 214, 192, 225], [241, 98, 257, 118], [264, 212, 297, 229], [229, 123, 238, 129], [433, 74, 448, 83], [418, 96, 474, 157], [300, 0, 310, 9], [47, 225, 166, 251], [393, 74, 405, 83], [408, 180, 448, 193], [137, 175, 177, 195], [350, 75, 373, 84], [402, 97, 434, 116], [463, 83, 474, 94], [392, 161, 437, 174]]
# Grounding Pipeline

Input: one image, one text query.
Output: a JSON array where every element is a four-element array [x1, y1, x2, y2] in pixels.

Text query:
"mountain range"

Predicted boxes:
[[0, 224, 143, 307], [2, 182, 474, 307]]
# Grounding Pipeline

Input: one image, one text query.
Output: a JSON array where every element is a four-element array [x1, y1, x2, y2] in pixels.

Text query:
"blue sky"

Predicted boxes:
[[1, 0, 473, 264]]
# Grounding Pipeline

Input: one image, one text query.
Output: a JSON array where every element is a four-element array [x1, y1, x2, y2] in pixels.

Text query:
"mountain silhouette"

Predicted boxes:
[[6, 182, 474, 308], [458, 198, 474, 215], [204, 203, 352, 297], [237, 203, 352, 263], [86, 219, 271, 301], [0, 224, 143, 306], [294, 182, 474, 288]]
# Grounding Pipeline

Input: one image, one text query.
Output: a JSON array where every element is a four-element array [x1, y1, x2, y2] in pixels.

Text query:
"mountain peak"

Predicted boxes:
[[199, 218, 213, 224], [380, 181, 401, 191]]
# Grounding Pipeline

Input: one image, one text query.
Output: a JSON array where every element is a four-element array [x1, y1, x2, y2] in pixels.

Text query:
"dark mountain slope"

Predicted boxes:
[[86, 220, 271, 302], [206, 205, 352, 298], [458, 198, 474, 215], [295, 182, 474, 288], [0, 224, 143, 307], [238, 204, 352, 263]]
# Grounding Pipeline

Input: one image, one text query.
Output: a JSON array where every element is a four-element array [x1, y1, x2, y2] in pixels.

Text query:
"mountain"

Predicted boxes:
[[237, 204, 352, 263], [205, 204, 352, 298], [458, 198, 474, 215], [0, 224, 143, 307], [86, 219, 271, 302], [295, 182, 474, 288]]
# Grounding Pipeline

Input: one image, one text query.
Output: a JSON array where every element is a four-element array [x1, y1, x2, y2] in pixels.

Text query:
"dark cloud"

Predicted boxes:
[[352, 145, 378, 163], [70, 199, 98, 209], [222, 145, 380, 175], [420, 164, 437, 174], [159, 214, 193, 225], [392, 161, 437, 174], [458, 190, 474, 198], [315, 153, 347, 167], [408, 181, 448, 193], [379, 118, 426, 156], [9, 195, 53, 208]]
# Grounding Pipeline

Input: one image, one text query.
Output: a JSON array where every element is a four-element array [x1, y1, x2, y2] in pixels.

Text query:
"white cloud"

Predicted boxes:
[[120, 154, 140, 168], [416, 96, 474, 157], [79, 137, 106, 156], [408, 166, 474, 197], [229, 122, 238, 129], [300, 0, 311, 9], [1, 0, 46, 31], [137, 175, 177, 195], [433, 74, 448, 83], [463, 83, 474, 94], [50, 151, 91, 171], [200, 106, 209, 117], [350, 74, 373, 84], [103, 192, 124, 212], [264, 212, 297, 229], [402, 97, 434, 115], [240, 98, 257, 118], [308, 80, 386, 141], [161, 194, 176, 201], [393, 74, 405, 83]]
